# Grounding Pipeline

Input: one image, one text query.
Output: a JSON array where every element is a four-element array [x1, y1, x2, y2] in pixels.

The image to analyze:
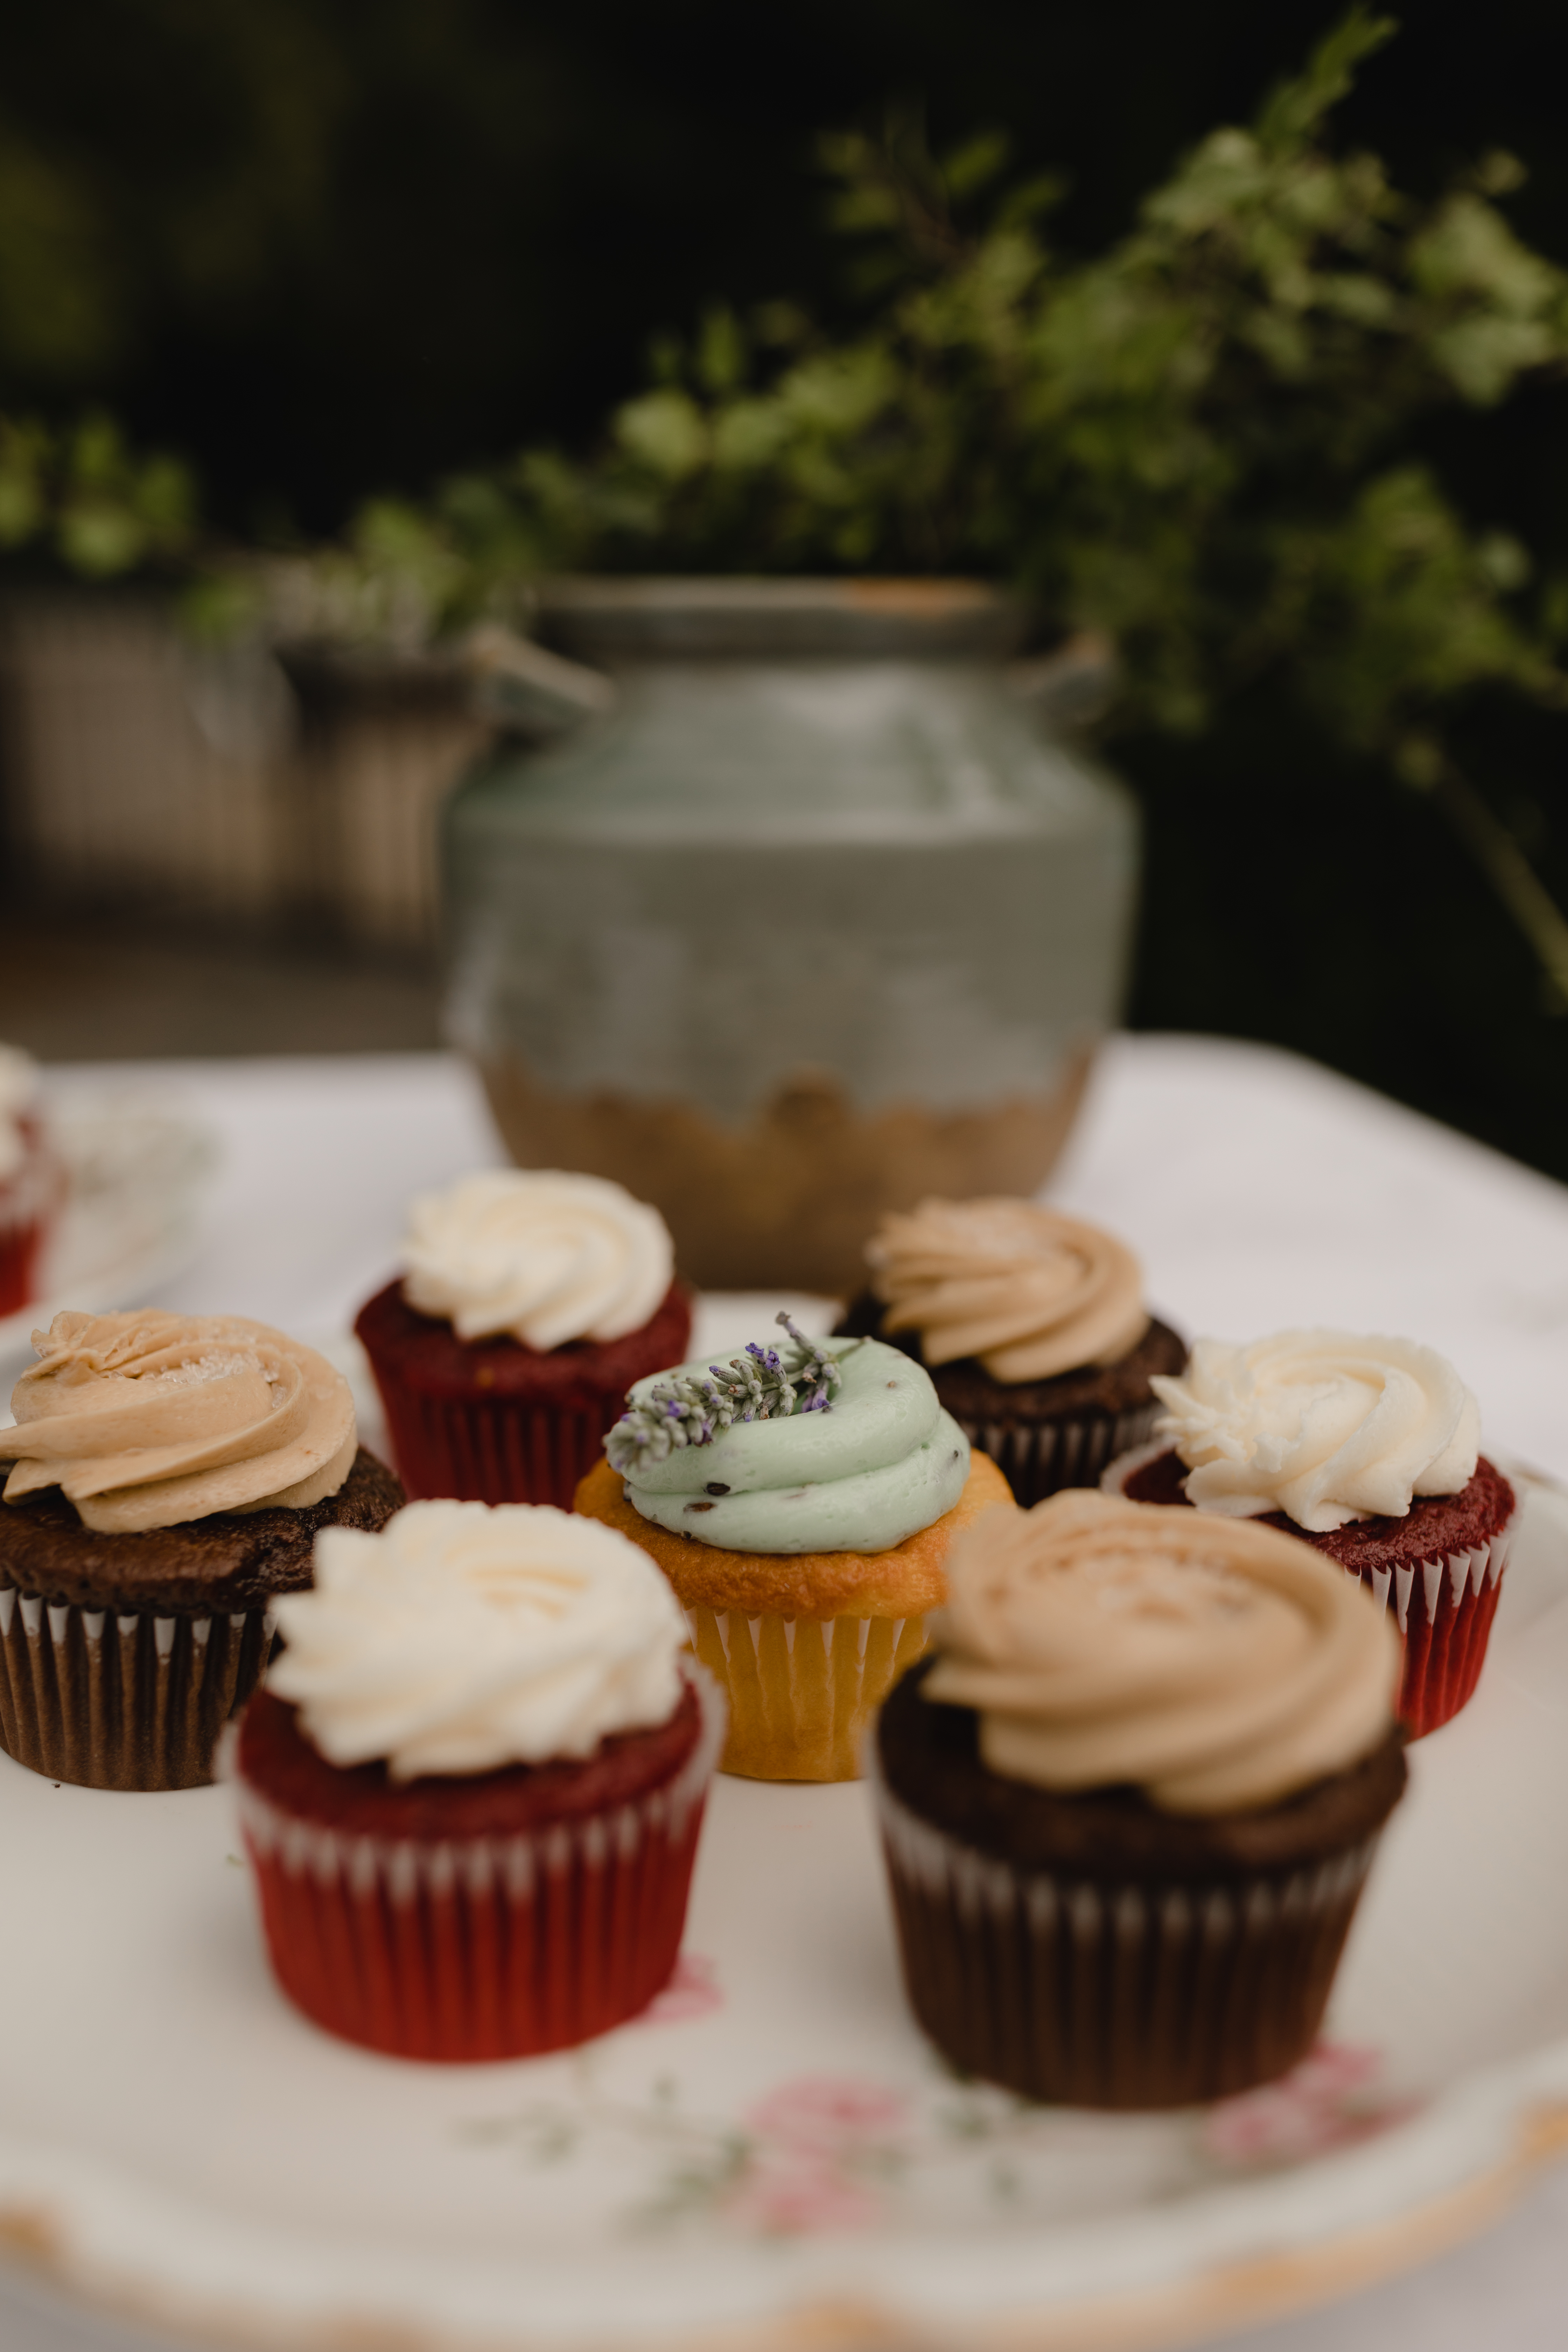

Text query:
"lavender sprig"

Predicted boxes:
[[606, 1312, 842, 1475]]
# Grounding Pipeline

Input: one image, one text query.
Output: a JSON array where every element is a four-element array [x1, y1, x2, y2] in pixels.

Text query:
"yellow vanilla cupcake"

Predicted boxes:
[[575, 1314, 1010, 1780]]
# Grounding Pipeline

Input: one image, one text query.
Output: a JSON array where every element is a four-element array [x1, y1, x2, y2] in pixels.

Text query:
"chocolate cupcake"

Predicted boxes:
[[0, 1309, 403, 1790], [836, 1199, 1186, 1506], [575, 1314, 1011, 1781], [1106, 1331, 1516, 1739], [231, 1500, 724, 2060], [873, 1490, 1406, 2109], [356, 1169, 691, 1508]]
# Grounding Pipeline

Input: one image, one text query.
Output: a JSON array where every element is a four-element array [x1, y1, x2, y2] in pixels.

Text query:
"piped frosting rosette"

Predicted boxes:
[[355, 1169, 690, 1510], [0, 1309, 356, 1533], [234, 1502, 725, 2061], [924, 1489, 1399, 1813], [402, 1169, 674, 1350], [1104, 1329, 1517, 1739], [868, 1197, 1148, 1381]]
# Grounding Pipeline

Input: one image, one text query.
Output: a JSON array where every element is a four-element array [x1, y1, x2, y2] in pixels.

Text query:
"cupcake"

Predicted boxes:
[[230, 1500, 725, 2062], [1105, 1331, 1516, 1739], [574, 1314, 1011, 1781], [355, 1169, 691, 1508], [873, 1489, 1406, 2109], [835, 1198, 1186, 1505], [0, 1047, 60, 1317], [0, 1308, 403, 1789]]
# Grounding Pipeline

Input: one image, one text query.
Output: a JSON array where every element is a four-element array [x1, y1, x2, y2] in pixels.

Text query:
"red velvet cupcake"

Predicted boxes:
[[230, 1499, 725, 2062], [1104, 1331, 1515, 1740], [0, 1048, 61, 1317], [355, 1170, 691, 1507]]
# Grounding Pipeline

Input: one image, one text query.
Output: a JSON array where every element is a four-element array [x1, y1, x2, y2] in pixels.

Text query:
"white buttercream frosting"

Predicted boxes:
[[1150, 1330, 1480, 1534], [268, 1500, 689, 1779], [924, 1490, 1399, 1813], [401, 1170, 674, 1350], [0, 1045, 40, 1186]]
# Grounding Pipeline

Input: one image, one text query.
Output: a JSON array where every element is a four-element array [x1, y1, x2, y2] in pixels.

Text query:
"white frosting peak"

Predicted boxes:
[[401, 1170, 673, 1350], [1151, 1330, 1480, 1533], [269, 1501, 689, 1779]]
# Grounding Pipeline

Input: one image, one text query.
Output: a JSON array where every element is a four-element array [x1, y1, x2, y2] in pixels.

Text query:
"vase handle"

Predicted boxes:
[[464, 623, 617, 737]]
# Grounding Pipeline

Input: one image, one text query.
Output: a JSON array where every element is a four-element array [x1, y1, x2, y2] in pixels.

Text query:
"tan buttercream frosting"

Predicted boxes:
[[922, 1490, 1399, 1814], [868, 1197, 1148, 1382], [0, 1310, 357, 1534]]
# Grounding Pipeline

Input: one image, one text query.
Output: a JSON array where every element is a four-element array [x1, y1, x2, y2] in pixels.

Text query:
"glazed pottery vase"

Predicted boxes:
[[442, 579, 1138, 1293]]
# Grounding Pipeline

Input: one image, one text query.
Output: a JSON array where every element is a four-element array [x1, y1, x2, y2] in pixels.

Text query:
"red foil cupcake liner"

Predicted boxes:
[[0, 1586, 275, 1790], [954, 1398, 1164, 1507], [230, 1664, 727, 2062], [377, 1387, 616, 1511], [871, 1750, 1384, 2109], [1103, 1443, 1516, 1741], [355, 1280, 692, 1509]]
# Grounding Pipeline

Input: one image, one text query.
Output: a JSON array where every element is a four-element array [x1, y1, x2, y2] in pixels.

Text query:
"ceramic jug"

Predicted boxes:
[[442, 578, 1138, 1293]]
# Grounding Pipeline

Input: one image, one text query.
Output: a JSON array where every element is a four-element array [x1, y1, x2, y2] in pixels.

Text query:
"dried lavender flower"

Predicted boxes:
[[606, 1312, 843, 1474]]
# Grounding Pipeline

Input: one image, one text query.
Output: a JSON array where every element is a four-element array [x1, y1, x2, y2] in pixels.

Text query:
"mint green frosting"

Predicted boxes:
[[621, 1336, 971, 1554]]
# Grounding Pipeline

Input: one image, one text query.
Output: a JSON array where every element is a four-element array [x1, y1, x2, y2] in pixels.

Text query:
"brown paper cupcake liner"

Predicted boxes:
[[229, 1663, 727, 2060], [956, 1399, 1163, 1508], [871, 1755, 1383, 2108], [684, 1603, 929, 1781], [0, 1586, 275, 1790], [1103, 1442, 1517, 1739]]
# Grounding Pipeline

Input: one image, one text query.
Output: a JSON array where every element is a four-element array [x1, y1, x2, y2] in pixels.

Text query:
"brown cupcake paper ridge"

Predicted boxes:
[[871, 1743, 1385, 2108], [0, 1584, 275, 1790], [955, 1396, 1163, 1507]]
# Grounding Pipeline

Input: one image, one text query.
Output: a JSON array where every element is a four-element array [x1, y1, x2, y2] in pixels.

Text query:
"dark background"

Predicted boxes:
[[4, 0, 1568, 1175]]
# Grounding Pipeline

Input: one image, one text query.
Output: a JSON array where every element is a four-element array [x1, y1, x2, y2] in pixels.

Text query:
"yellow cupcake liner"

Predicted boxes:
[[683, 1604, 929, 1781]]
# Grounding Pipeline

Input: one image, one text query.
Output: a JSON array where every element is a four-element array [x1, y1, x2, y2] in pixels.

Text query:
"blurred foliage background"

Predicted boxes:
[[5, 0, 1568, 1179]]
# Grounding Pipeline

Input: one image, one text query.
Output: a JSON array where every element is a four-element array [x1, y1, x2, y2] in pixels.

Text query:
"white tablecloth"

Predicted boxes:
[[7, 1033, 1568, 2351]]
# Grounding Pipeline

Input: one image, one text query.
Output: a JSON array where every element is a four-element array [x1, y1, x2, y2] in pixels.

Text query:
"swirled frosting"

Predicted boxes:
[[923, 1490, 1399, 1813], [0, 1310, 356, 1534], [1150, 1331, 1480, 1534], [269, 1500, 688, 1778], [402, 1169, 674, 1350], [622, 1336, 971, 1554], [0, 1045, 39, 1186], [867, 1198, 1148, 1381]]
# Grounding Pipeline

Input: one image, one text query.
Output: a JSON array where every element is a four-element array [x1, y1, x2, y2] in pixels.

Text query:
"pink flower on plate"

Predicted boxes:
[[1204, 2042, 1417, 2166], [745, 2076, 907, 2157], [725, 2076, 909, 2236], [637, 1952, 723, 2026]]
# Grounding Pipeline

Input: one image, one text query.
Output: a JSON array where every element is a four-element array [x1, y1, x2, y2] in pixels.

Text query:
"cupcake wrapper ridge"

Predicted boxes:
[[684, 1603, 928, 1782], [872, 1750, 1382, 2109], [231, 1662, 727, 2062], [1102, 1443, 1514, 1741], [959, 1399, 1163, 1508], [378, 1385, 612, 1511], [0, 1586, 275, 1790]]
